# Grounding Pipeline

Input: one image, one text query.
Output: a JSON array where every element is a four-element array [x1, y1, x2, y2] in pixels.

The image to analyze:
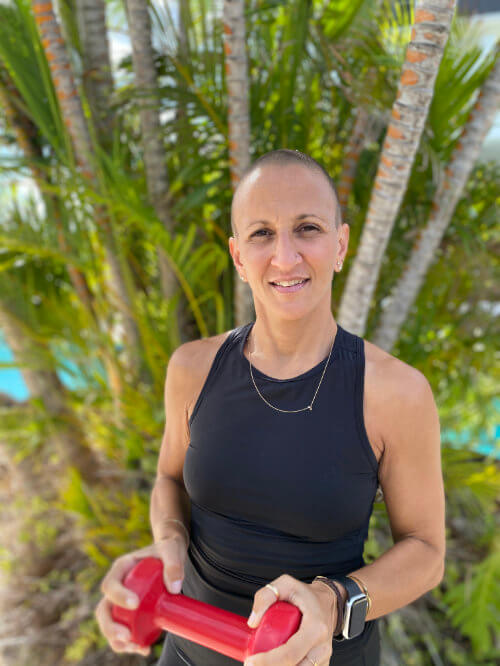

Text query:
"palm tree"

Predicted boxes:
[[372, 55, 500, 351], [337, 107, 383, 216], [75, 0, 115, 142], [337, 0, 456, 336], [0, 50, 125, 419], [31, 0, 143, 378], [124, 0, 191, 342], [0, 65, 96, 315], [223, 0, 254, 326]]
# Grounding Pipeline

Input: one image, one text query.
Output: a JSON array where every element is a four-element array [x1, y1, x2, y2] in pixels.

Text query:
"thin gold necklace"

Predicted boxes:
[[247, 327, 337, 413]]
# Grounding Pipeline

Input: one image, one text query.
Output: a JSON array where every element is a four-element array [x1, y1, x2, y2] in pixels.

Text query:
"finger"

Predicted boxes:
[[96, 597, 135, 644], [246, 617, 321, 666], [247, 575, 290, 628], [246, 578, 327, 666], [110, 638, 151, 656], [248, 574, 315, 628], [100, 554, 145, 609]]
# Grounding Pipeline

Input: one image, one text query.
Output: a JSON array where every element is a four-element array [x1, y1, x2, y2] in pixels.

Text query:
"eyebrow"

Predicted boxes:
[[247, 214, 327, 228]]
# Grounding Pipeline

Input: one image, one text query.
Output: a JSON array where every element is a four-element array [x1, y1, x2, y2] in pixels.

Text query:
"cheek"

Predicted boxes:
[[308, 245, 334, 269], [243, 245, 268, 268]]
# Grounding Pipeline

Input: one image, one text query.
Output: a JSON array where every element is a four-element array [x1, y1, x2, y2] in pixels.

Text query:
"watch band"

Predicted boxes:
[[311, 576, 344, 635], [330, 575, 368, 641]]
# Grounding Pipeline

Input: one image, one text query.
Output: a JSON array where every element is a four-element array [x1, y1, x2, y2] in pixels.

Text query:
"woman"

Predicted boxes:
[[95, 149, 446, 666]]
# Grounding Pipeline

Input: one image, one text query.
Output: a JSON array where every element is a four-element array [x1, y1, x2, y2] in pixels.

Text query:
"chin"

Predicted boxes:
[[260, 302, 315, 322]]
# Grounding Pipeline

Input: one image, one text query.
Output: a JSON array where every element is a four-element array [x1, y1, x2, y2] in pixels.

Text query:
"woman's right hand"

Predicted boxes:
[[95, 532, 189, 656]]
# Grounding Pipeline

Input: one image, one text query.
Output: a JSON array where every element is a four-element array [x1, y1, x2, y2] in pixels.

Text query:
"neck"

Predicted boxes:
[[248, 310, 337, 368]]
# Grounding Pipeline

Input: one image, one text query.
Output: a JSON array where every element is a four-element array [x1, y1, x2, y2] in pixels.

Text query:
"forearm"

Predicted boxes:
[[150, 475, 191, 545], [337, 537, 445, 621]]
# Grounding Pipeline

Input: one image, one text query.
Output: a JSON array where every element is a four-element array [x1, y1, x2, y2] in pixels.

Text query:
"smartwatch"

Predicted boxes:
[[331, 575, 368, 641]]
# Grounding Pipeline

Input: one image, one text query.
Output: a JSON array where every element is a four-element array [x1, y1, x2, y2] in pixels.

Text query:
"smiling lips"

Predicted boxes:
[[270, 278, 310, 293]]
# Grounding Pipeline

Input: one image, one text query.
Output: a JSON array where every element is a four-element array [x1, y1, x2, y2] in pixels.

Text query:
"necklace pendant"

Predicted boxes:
[[308, 405, 312, 411]]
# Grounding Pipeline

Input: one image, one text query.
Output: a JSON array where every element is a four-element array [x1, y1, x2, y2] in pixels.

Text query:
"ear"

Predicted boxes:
[[337, 223, 349, 264], [228, 236, 245, 274]]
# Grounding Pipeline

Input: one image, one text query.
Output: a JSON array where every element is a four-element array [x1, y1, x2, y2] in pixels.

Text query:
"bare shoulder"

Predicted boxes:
[[364, 338, 431, 394], [362, 338, 436, 457], [172, 329, 236, 424]]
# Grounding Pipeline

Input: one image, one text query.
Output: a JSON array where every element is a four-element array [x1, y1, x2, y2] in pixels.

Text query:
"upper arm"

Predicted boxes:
[[378, 365, 446, 565], [156, 341, 199, 487]]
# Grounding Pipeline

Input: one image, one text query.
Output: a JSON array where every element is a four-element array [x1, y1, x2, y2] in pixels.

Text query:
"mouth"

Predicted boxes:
[[269, 278, 310, 293]]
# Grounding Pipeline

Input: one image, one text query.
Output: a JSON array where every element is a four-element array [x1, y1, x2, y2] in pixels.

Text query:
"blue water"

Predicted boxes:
[[0, 333, 30, 400], [0, 333, 103, 400], [1, 335, 498, 459]]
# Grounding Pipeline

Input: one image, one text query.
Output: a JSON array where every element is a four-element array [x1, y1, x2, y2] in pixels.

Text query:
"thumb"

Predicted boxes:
[[167, 577, 183, 594], [247, 589, 279, 628], [247, 578, 294, 629], [156, 539, 186, 594]]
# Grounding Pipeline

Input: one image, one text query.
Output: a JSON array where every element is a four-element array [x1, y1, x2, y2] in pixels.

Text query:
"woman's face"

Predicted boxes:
[[229, 163, 348, 319]]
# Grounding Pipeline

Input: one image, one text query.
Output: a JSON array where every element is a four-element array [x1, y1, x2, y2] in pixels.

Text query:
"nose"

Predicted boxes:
[[270, 230, 302, 271]]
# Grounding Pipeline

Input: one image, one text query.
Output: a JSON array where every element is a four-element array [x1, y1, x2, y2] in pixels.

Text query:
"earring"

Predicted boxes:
[[240, 275, 246, 281]]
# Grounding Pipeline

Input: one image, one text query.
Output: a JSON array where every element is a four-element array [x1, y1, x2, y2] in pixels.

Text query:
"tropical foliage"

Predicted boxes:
[[0, 0, 498, 664]]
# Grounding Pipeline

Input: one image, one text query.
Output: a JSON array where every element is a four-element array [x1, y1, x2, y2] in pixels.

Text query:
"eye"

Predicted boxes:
[[251, 224, 319, 238]]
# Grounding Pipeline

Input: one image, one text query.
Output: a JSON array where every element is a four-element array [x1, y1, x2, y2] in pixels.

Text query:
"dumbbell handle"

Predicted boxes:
[[111, 557, 301, 662]]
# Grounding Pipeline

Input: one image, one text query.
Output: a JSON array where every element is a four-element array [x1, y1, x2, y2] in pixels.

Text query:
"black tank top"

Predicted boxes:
[[168, 321, 380, 665]]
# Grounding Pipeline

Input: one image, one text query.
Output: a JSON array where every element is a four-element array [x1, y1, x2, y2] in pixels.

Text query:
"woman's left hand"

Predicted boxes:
[[243, 574, 337, 666]]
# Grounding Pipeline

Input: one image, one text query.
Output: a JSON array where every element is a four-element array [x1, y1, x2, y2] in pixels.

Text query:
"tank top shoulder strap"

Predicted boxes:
[[344, 328, 379, 474], [188, 324, 247, 428]]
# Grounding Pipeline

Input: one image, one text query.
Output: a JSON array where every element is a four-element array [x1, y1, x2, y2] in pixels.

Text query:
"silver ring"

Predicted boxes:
[[265, 583, 279, 599]]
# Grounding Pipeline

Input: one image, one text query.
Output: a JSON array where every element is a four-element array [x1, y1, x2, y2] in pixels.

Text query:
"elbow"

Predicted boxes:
[[413, 537, 445, 589], [430, 551, 445, 589], [430, 563, 444, 589]]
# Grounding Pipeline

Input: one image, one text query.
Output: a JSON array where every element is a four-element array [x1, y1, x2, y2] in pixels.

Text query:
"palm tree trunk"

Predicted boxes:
[[32, 0, 142, 377], [337, 0, 456, 336], [0, 306, 100, 484], [337, 107, 369, 216], [223, 0, 254, 327], [337, 108, 383, 218], [76, 0, 115, 142], [32, 1, 93, 176], [124, 0, 190, 342], [372, 56, 500, 351]]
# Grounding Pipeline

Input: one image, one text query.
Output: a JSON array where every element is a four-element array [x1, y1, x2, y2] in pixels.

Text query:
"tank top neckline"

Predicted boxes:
[[238, 320, 345, 383]]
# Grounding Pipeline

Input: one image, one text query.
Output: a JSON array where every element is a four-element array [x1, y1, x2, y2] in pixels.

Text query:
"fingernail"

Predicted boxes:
[[116, 629, 129, 641], [170, 579, 182, 594], [247, 611, 257, 626], [126, 595, 139, 609]]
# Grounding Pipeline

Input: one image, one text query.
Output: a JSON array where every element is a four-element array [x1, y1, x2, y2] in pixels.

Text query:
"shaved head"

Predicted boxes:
[[231, 149, 341, 237]]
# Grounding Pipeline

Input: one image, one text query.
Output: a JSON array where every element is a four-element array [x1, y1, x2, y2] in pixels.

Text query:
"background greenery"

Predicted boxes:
[[0, 0, 498, 664]]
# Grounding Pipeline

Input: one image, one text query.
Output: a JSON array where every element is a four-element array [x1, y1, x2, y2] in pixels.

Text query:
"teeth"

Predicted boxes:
[[274, 279, 306, 287]]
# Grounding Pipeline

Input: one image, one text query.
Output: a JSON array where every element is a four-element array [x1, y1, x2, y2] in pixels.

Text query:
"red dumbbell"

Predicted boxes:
[[111, 557, 302, 662]]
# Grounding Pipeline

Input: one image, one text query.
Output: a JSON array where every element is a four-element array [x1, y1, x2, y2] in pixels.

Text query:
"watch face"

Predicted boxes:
[[347, 598, 368, 638]]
